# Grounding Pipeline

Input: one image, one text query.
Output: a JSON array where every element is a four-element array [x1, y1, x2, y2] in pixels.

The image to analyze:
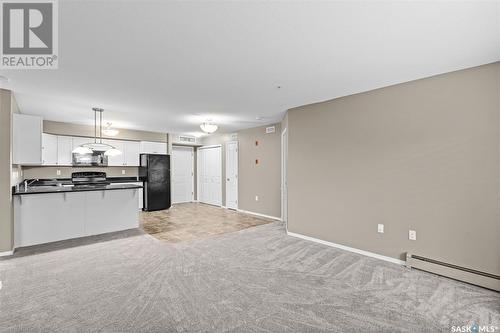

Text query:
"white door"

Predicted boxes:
[[198, 146, 222, 206], [225, 141, 238, 210], [172, 146, 194, 203], [281, 129, 288, 229]]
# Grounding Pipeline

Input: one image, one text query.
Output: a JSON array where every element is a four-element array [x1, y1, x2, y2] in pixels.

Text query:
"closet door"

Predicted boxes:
[[198, 146, 221, 206]]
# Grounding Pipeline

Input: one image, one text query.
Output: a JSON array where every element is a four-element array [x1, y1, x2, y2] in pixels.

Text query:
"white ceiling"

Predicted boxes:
[[1, 1, 499, 136]]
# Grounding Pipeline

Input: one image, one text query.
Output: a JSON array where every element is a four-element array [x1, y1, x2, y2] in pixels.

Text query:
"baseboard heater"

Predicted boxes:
[[405, 253, 500, 291]]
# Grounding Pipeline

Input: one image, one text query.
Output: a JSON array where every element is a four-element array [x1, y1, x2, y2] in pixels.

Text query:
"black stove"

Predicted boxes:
[[71, 172, 110, 187]]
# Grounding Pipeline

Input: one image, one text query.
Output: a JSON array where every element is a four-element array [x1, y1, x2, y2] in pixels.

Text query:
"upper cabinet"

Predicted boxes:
[[41, 133, 58, 165], [13, 114, 43, 165], [102, 139, 141, 167], [140, 141, 167, 155], [103, 139, 125, 166], [57, 136, 73, 166], [13, 120, 166, 167], [124, 141, 141, 167]]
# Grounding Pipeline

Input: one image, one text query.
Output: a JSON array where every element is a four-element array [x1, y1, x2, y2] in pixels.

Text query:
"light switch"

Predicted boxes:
[[255, 195, 259, 202], [377, 224, 384, 233]]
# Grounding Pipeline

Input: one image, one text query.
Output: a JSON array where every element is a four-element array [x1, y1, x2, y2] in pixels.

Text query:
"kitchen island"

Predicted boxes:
[[13, 183, 143, 248]]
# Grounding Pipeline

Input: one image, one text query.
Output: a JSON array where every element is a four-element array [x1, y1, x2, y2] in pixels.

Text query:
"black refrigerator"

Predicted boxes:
[[139, 154, 171, 211]]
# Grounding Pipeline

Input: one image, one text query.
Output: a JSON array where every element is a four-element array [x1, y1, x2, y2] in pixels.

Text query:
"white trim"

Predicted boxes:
[[287, 231, 405, 265], [225, 140, 239, 210], [0, 250, 14, 257], [237, 209, 281, 221], [198, 144, 222, 150], [281, 127, 288, 232]]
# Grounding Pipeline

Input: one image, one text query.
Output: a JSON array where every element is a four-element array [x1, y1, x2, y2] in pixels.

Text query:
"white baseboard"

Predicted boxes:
[[237, 209, 281, 221], [0, 250, 14, 257], [287, 231, 405, 266]]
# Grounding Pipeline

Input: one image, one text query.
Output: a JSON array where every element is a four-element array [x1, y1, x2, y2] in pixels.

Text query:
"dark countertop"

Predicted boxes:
[[107, 177, 142, 183], [13, 183, 143, 196]]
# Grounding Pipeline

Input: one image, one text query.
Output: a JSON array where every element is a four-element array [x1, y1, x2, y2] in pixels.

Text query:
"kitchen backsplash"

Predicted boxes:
[[21, 166, 139, 180]]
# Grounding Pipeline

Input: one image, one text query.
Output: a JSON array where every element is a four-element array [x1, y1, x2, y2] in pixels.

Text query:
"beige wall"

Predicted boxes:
[[44, 120, 167, 142], [0, 89, 13, 252], [238, 125, 281, 218], [201, 125, 282, 218], [287, 62, 500, 276]]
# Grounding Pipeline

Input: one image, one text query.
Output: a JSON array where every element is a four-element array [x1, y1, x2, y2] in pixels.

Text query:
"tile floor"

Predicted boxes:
[[140, 202, 274, 243]]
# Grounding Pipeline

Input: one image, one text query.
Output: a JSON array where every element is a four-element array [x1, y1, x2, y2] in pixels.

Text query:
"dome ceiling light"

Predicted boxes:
[[72, 108, 123, 156], [200, 121, 218, 134]]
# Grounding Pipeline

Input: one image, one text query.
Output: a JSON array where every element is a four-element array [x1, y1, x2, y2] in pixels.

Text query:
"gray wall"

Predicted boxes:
[[0, 90, 13, 252], [201, 125, 281, 218], [287, 62, 500, 276]]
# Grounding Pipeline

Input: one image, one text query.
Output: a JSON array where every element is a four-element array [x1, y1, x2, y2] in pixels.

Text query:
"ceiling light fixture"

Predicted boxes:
[[200, 121, 218, 134], [102, 122, 119, 136], [72, 108, 123, 156]]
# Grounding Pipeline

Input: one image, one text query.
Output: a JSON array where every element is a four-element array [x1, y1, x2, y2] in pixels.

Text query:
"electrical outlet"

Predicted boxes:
[[377, 224, 384, 233], [56, 169, 61, 176], [122, 169, 126, 175], [255, 195, 259, 202], [409, 230, 417, 241]]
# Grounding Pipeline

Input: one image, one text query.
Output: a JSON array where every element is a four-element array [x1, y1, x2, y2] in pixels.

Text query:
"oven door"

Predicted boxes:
[[72, 151, 108, 166]]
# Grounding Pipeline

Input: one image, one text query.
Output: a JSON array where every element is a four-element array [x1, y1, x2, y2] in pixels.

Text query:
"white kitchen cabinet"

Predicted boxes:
[[85, 189, 139, 235], [41, 133, 58, 165], [13, 113, 43, 165], [113, 182, 143, 210], [57, 136, 73, 166], [72, 136, 91, 151], [124, 141, 141, 166], [14, 192, 87, 247], [103, 139, 125, 166], [14, 188, 139, 248], [103, 139, 141, 166], [140, 141, 167, 154]]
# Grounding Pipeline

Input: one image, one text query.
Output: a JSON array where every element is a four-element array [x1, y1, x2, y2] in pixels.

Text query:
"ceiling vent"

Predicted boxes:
[[179, 135, 196, 143]]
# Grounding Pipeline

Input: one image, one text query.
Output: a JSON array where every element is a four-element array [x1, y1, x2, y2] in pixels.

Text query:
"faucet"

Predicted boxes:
[[24, 179, 39, 190]]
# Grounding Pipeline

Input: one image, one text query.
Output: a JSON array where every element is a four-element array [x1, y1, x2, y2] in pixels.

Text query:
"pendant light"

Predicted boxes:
[[72, 108, 122, 156], [200, 121, 218, 134], [102, 122, 119, 136]]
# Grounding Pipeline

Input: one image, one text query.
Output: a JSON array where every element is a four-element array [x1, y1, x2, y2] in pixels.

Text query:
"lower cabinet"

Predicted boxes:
[[85, 190, 139, 235], [14, 192, 86, 248], [14, 189, 139, 248], [113, 182, 143, 210]]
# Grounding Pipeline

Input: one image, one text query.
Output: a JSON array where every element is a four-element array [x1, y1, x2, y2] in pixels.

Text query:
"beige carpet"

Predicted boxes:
[[0, 222, 499, 332]]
